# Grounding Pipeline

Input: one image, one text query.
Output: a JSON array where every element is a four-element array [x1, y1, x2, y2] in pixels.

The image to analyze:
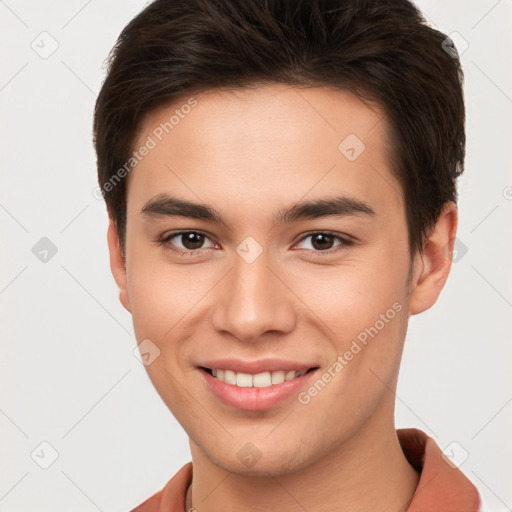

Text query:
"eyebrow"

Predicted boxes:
[[140, 193, 375, 226]]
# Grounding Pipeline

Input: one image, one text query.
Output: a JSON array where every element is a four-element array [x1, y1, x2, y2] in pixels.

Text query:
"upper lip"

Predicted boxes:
[[198, 358, 318, 374]]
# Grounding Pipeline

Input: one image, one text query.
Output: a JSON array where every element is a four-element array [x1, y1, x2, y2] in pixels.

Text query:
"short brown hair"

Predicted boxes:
[[93, 0, 465, 257]]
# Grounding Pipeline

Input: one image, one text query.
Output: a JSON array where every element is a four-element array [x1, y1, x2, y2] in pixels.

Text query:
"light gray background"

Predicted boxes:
[[1, 1, 511, 511]]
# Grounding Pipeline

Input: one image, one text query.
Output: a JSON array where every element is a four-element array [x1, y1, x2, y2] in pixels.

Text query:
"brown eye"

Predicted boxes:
[[179, 232, 205, 250], [296, 232, 346, 252], [310, 233, 336, 250], [160, 231, 217, 254]]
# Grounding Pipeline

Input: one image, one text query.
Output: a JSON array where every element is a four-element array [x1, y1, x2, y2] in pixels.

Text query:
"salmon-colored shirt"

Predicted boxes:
[[131, 428, 481, 512]]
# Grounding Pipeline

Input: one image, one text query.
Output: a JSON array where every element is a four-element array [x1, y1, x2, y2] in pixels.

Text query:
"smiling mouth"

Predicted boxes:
[[200, 366, 318, 388]]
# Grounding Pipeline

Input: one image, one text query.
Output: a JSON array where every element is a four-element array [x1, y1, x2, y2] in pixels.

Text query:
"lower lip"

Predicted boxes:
[[199, 368, 318, 411]]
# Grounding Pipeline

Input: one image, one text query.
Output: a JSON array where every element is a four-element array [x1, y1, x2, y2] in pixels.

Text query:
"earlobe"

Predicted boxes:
[[107, 217, 132, 313], [408, 202, 458, 316]]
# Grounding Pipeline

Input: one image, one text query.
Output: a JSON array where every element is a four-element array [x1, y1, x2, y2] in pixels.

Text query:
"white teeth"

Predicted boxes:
[[224, 369, 237, 385], [236, 372, 253, 387], [271, 370, 285, 385], [253, 371, 271, 388], [285, 370, 296, 381], [210, 368, 310, 387]]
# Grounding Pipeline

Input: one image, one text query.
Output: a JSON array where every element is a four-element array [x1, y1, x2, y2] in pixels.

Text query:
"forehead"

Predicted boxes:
[[128, 85, 402, 223]]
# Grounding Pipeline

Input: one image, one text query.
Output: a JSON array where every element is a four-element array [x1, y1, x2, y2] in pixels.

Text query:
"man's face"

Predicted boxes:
[[120, 85, 414, 475]]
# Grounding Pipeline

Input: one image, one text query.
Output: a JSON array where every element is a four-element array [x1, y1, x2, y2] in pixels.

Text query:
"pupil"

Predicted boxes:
[[312, 234, 333, 251], [183, 232, 203, 250]]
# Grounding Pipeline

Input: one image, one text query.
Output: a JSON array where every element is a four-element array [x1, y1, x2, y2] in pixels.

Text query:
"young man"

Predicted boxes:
[[93, 0, 481, 510]]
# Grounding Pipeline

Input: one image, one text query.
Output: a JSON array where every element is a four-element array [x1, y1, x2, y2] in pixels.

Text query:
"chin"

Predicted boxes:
[[203, 440, 317, 478]]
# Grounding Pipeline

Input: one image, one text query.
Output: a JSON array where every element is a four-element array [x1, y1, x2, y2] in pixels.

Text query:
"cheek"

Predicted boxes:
[[126, 248, 212, 340], [290, 253, 408, 338], [287, 245, 410, 403], [294, 301, 409, 445]]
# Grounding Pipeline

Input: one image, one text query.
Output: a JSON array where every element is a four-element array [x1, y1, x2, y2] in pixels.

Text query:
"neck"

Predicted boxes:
[[187, 406, 419, 511]]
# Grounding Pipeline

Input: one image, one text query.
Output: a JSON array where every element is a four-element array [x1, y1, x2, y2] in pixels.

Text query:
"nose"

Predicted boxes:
[[210, 251, 296, 343]]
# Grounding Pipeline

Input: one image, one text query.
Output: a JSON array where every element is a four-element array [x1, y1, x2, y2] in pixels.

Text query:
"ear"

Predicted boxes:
[[107, 216, 131, 313], [408, 202, 458, 316]]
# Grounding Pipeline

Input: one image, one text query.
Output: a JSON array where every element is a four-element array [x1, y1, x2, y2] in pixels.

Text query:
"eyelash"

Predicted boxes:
[[157, 230, 353, 258]]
